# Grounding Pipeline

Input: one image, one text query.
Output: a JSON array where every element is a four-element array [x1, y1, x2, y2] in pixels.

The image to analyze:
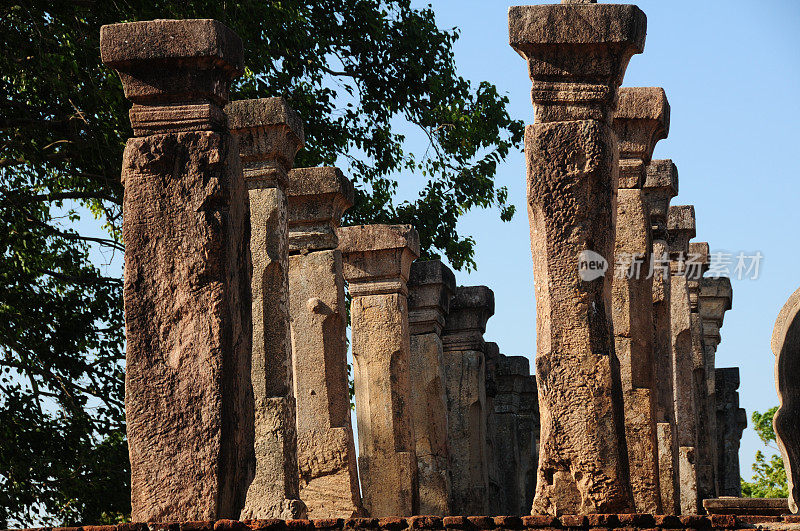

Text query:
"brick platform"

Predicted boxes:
[[11, 514, 800, 531]]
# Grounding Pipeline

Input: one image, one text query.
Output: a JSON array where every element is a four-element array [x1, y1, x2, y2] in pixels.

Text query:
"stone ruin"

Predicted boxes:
[[83, 0, 780, 527]]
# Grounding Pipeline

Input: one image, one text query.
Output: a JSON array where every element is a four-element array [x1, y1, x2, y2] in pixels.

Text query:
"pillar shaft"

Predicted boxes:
[[643, 160, 680, 514], [667, 205, 700, 514], [228, 98, 306, 519], [699, 277, 733, 498], [287, 167, 362, 518], [100, 19, 253, 521], [339, 224, 420, 517], [715, 368, 747, 498], [611, 86, 669, 514], [509, 2, 646, 515], [407, 259, 456, 516], [442, 286, 495, 515]]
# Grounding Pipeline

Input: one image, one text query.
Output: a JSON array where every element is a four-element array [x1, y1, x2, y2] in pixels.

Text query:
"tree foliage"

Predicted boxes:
[[0, 0, 522, 525], [741, 407, 789, 498]]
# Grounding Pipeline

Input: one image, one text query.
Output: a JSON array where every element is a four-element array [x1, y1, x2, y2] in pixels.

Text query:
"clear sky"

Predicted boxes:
[[396, 0, 800, 480]]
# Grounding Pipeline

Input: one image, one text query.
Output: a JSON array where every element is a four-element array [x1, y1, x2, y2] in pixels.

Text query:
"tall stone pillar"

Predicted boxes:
[[407, 259, 456, 516], [667, 205, 699, 514], [287, 167, 362, 518], [518, 375, 540, 516], [699, 277, 733, 499], [100, 19, 253, 521], [509, 1, 646, 515], [687, 242, 716, 505], [228, 98, 306, 519], [642, 159, 680, 514], [442, 286, 494, 515], [485, 341, 502, 516], [771, 287, 800, 512], [339, 224, 420, 517], [494, 355, 532, 516], [611, 86, 669, 514], [714, 368, 746, 498]]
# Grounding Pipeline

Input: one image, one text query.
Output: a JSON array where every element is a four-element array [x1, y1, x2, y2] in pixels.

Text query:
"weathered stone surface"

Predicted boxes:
[[229, 97, 306, 520], [667, 205, 699, 514], [715, 368, 746, 499], [407, 260, 456, 516], [703, 497, 790, 516], [611, 87, 670, 515], [518, 376, 540, 516], [288, 167, 361, 518], [510, 1, 644, 515], [772, 286, 800, 513], [656, 423, 679, 516], [493, 355, 533, 516], [101, 19, 253, 522], [484, 342, 502, 516], [339, 225, 421, 517], [442, 286, 495, 516]]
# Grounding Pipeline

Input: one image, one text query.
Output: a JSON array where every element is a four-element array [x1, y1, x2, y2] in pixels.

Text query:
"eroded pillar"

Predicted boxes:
[[339, 224, 420, 517], [407, 259, 456, 516], [100, 19, 253, 521], [699, 277, 733, 498], [687, 242, 715, 505], [519, 375, 541, 516], [287, 167, 362, 518], [228, 97, 306, 519], [442, 286, 494, 515], [667, 205, 699, 514], [715, 368, 747, 498], [611, 86, 670, 514], [509, 1, 646, 514], [643, 159, 680, 514]]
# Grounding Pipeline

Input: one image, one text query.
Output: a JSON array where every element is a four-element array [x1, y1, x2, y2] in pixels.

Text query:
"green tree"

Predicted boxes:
[[0, 0, 522, 526], [741, 407, 789, 498]]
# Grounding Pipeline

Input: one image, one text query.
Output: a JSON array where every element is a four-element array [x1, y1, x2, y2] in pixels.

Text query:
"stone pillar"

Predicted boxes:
[[687, 242, 715, 505], [287, 167, 362, 518], [228, 98, 306, 519], [518, 375, 541, 516], [667, 205, 699, 514], [643, 159, 680, 514], [494, 355, 532, 516], [509, 2, 646, 514], [339, 224, 420, 517], [611, 86, 670, 514], [714, 368, 747, 498], [485, 342, 502, 516], [771, 287, 800, 512], [699, 277, 733, 498], [407, 259, 456, 516], [100, 19, 253, 521], [442, 286, 494, 515]]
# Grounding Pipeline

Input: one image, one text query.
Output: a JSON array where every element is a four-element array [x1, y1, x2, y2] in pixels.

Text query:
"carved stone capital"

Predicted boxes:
[[408, 260, 456, 336], [338, 224, 420, 297], [228, 98, 304, 189], [667, 205, 696, 274], [614, 87, 670, 188], [643, 160, 679, 240], [509, 3, 646, 122], [100, 19, 243, 135], [288, 167, 354, 252]]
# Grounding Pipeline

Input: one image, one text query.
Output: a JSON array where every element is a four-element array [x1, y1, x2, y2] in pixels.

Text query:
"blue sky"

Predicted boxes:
[[399, 0, 800, 479]]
